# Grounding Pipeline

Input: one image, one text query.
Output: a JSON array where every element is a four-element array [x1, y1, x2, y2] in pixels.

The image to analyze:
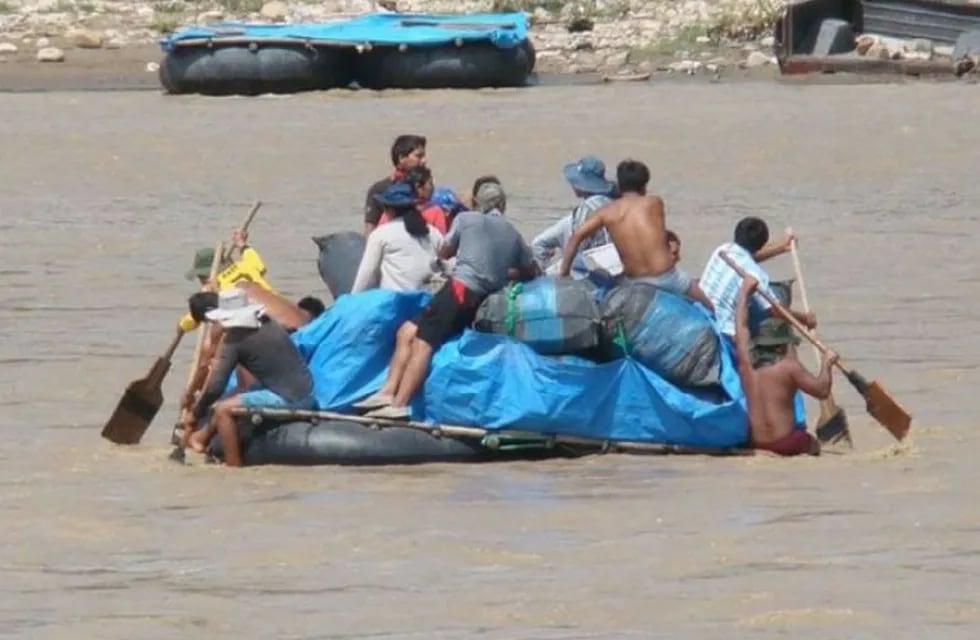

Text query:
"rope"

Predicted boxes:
[[503, 281, 523, 336]]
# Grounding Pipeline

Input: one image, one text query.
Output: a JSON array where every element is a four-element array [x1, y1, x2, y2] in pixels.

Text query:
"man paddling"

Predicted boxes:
[[734, 277, 838, 456], [699, 216, 815, 345], [558, 159, 714, 310], [180, 289, 315, 467], [353, 181, 538, 419]]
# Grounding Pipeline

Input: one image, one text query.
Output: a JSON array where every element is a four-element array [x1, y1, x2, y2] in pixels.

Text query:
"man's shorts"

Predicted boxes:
[[238, 388, 316, 411], [752, 428, 819, 456], [414, 278, 484, 349], [624, 266, 693, 296]]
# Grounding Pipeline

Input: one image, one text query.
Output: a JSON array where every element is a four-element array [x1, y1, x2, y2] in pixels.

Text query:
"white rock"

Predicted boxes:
[[145, 61, 160, 72], [35, 37, 50, 49], [67, 27, 104, 49], [604, 49, 629, 68], [865, 42, 891, 60], [532, 7, 550, 23], [668, 59, 701, 73], [695, 35, 710, 44], [0, 42, 17, 54], [36, 46, 64, 62], [198, 10, 224, 23], [105, 37, 125, 49], [760, 35, 775, 48], [259, 1, 288, 21], [745, 50, 770, 67], [705, 63, 718, 72], [136, 6, 155, 20]]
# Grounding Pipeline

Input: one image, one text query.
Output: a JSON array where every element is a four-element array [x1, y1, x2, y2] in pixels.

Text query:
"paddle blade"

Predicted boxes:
[[101, 372, 165, 445], [864, 381, 911, 441], [815, 402, 852, 448]]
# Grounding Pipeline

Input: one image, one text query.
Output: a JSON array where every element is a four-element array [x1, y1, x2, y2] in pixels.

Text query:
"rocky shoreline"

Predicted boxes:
[[0, 0, 972, 91], [0, 0, 789, 87]]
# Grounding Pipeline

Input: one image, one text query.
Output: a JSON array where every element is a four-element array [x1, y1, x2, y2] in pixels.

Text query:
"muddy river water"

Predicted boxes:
[[1, 81, 978, 638]]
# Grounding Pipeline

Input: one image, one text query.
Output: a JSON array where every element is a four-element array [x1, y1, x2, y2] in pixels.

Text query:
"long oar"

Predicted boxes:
[[787, 231, 852, 448], [169, 241, 225, 462], [100, 330, 186, 445], [719, 251, 912, 442], [168, 200, 263, 447]]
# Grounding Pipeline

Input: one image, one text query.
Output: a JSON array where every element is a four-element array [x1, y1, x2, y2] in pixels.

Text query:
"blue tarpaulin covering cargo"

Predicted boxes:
[[160, 12, 530, 50], [265, 288, 806, 450]]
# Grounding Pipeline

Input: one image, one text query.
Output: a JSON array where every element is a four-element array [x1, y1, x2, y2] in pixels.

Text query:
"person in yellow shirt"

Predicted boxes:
[[178, 229, 274, 332]]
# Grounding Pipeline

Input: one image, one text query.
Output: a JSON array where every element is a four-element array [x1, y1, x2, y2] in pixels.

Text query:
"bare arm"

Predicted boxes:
[[686, 280, 715, 313], [790, 350, 838, 400], [193, 333, 239, 421], [735, 278, 767, 431], [236, 282, 310, 330], [754, 232, 794, 263], [559, 213, 604, 277]]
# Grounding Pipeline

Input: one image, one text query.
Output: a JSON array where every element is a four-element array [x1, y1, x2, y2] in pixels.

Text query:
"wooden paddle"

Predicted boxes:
[[167, 200, 263, 447], [168, 241, 225, 462], [719, 251, 912, 442], [787, 230, 853, 448], [100, 330, 186, 445]]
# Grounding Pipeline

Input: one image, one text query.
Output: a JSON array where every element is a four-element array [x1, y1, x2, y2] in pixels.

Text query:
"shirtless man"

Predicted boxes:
[[734, 277, 838, 456], [558, 160, 714, 310]]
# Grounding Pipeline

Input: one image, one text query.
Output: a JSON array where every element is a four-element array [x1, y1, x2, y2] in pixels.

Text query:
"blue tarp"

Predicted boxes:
[[161, 12, 530, 51], [270, 288, 805, 449]]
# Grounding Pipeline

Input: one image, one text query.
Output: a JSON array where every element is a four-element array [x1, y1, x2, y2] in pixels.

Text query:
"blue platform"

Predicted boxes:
[[161, 12, 530, 51]]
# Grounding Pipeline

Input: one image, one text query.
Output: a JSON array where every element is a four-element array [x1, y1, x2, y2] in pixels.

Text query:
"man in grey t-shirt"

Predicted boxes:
[[354, 181, 538, 419]]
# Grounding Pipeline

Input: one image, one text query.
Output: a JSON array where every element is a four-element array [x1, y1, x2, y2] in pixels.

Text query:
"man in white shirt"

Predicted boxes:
[[700, 216, 816, 345], [531, 155, 616, 277]]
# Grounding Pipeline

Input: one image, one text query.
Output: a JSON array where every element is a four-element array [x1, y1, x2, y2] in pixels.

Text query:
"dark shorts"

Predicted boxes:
[[753, 428, 819, 456], [414, 278, 484, 349]]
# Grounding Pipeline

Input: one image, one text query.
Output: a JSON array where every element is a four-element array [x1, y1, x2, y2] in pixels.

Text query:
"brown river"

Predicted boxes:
[[1, 81, 978, 638]]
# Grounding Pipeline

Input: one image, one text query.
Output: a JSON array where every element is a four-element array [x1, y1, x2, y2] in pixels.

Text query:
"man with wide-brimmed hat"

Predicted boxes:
[[181, 289, 315, 467], [532, 155, 617, 276], [733, 277, 838, 457]]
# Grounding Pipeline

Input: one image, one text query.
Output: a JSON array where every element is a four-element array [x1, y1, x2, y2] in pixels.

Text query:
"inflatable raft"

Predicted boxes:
[[158, 12, 535, 96], [198, 286, 808, 466]]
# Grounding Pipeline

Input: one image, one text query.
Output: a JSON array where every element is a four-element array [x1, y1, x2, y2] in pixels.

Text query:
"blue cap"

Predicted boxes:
[[431, 186, 464, 214], [373, 181, 418, 208], [562, 155, 616, 195]]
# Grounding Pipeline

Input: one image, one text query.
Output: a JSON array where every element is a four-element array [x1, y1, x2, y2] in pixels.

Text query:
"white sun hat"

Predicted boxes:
[[205, 289, 265, 329]]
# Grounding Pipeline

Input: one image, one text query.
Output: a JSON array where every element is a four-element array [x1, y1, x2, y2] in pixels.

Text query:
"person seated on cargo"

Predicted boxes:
[[460, 174, 501, 211], [532, 154, 617, 276], [351, 182, 446, 294], [734, 277, 837, 456], [377, 166, 449, 234], [180, 289, 316, 467], [699, 217, 815, 347], [558, 159, 714, 310], [353, 181, 538, 420], [363, 134, 427, 236]]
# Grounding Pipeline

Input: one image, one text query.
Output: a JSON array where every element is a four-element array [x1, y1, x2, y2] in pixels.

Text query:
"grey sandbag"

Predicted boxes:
[[473, 276, 601, 355], [599, 281, 720, 387], [313, 231, 365, 298]]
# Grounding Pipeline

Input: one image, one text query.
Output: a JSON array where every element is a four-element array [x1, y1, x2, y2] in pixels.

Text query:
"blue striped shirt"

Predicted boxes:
[[700, 242, 774, 336]]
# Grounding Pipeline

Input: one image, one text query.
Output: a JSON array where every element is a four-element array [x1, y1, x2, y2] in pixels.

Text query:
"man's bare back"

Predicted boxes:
[[734, 277, 837, 454], [594, 193, 675, 278]]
